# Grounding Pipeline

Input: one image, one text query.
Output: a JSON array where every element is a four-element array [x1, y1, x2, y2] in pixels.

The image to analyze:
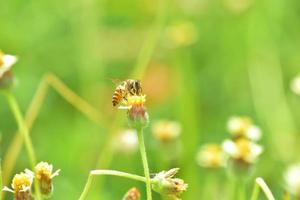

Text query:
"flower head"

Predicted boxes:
[[120, 95, 149, 129], [227, 116, 261, 141], [3, 169, 34, 200], [115, 129, 138, 154], [222, 138, 263, 166], [122, 187, 141, 200], [284, 163, 300, 197], [152, 120, 181, 142], [35, 161, 60, 198], [196, 144, 227, 168], [152, 168, 188, 200], [0, 50, 17, 89]]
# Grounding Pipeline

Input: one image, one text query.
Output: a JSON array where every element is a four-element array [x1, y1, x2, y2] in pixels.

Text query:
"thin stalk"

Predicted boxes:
[[3, 91, 42, 200], [0, 160, 2, 200], [255, 178, 275, 200], [137, 128, 152, 200], [79, 170, 147, 200]]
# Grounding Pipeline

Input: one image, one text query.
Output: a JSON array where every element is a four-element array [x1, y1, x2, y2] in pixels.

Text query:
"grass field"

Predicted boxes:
[[1, 0, 300, 199]]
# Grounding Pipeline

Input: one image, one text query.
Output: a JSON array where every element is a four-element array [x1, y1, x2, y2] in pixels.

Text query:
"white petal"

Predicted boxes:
[[118, 105, 132, 110], [2, 186, 15, 193], [284, 164, 300, 196], [246, 143, 263, 162], [222, 140, 238, 157], [51, 169, 61, 178], [246, 125, 262, 141], [0, 55, 17, 77], [227, 117, 242, 134]]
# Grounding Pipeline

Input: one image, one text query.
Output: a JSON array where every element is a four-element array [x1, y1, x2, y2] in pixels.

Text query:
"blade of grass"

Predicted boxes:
[[3, 91, 42, 200], [2, 73, 105, 195]]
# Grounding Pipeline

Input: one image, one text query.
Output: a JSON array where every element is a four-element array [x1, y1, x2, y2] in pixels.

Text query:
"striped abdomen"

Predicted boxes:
[[112, 85, 126, 106]]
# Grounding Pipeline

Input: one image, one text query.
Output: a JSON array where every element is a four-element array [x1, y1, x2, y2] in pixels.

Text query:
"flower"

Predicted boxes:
[[227, 116, 261, 141], [119, 95, 149, 129], [3, 169, 34, 200], [115, 129, 138, 154], [291, 75, 300, 96], [0, 50, 17, 78], [284, 163, 300, 197], [222, 138, 263, 165], [196, 144, 227, 168], [0, 50, 17, 89], [152, 120, 181, 142], [152, 168, 188, 200], [35, 161, 60, 198], [122, 187, 141, 200]]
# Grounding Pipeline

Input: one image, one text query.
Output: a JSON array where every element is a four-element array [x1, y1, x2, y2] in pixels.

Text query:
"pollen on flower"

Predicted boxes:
[[12, 170, 34, 193], [127, 95, 146, 106]]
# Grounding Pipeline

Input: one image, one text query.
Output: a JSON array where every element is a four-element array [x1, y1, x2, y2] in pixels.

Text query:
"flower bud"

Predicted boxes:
[[35, 162, 60, 198], [122, 187, 141, 200], [152, 168, 188, 200]]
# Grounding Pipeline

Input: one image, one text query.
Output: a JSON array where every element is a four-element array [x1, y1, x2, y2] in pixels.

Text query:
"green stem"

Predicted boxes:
[[250, 179, 260, 200], [252, 178, 275, 200], [79, 170, 147, 200], [137, 128, 152, 200], [256, 178, 275, 200], [3, 91, 42, 200], [0, 159, 2, 200]]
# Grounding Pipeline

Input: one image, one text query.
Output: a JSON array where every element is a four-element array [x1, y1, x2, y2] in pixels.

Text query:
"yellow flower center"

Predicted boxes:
[[35, 163, 52, 180], [127, 95, 146, 106], [236, 138, 251, 158], [12, 173, 32, 192]]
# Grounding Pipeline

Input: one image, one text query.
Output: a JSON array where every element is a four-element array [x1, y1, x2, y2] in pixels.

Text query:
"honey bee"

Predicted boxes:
[[112, 79, 143, 106]]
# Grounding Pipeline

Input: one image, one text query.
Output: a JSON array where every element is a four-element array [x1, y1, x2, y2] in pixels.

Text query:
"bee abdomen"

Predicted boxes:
[[112, 88, 123, 106]]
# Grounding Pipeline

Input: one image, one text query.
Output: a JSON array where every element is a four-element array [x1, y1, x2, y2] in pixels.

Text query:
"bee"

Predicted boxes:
[[112, 79, 143, 106]]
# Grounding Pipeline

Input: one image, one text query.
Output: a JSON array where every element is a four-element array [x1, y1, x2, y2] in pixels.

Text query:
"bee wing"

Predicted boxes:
[[105, 78, 123, 86]]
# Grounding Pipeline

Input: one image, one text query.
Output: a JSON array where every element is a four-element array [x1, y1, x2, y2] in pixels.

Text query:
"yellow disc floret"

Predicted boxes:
[[127, 95, 146, 107]]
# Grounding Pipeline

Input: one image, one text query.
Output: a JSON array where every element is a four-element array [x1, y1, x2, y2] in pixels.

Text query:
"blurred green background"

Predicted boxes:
[[1, 0, 300, 199]]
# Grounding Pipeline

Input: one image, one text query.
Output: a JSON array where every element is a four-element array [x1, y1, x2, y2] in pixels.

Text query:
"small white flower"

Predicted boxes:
[[246, 125, 262, 141], [222, 138, 263, 164], [196, 144, 227, 168], [0, 52, 17, 78], [116, 129, 138, 153], [3, 169, 34, 195], [152, 120, 181, 142], [284, 163, 300, 197], [227, 116, 262, 141], [291, 75, 300, 96]]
